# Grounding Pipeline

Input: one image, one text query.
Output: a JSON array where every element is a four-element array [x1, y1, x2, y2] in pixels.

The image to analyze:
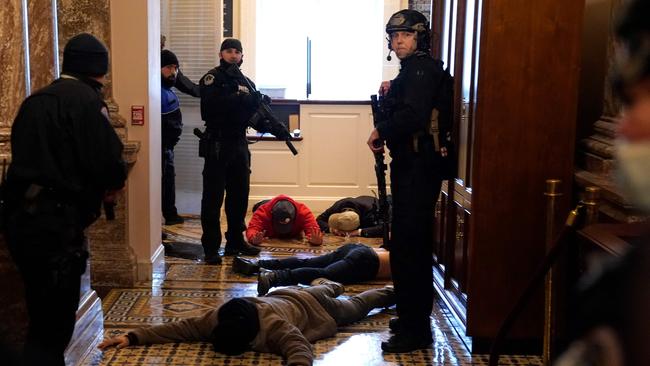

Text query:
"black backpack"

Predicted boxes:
[[430, 65, 457, 180]]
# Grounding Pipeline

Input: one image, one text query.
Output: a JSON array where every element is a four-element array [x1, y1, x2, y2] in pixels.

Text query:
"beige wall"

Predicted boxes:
[[249, 104, 390, 211], [110, 0, 163, 280]]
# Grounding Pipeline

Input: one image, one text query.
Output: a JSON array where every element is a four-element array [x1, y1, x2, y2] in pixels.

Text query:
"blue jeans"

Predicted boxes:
[[259, 243, 379, 285]]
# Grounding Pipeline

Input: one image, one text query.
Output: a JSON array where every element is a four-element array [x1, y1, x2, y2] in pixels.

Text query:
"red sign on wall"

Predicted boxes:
[[131, 105, 145, 126]]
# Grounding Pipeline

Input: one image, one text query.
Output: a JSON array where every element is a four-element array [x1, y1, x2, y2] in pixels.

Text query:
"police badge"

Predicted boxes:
[[203, 74, 215, 86]]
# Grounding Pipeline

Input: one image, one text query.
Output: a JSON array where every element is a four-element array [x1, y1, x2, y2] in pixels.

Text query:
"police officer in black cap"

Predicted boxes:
[[160, 49, 199, 225], [2, 33, 127, 365], [367, 9, 445, 353], [198, 38, 262, 264]]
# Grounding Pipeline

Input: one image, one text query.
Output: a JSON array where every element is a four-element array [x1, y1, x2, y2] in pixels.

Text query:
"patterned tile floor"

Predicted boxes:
[[80, 215, 542, 365]]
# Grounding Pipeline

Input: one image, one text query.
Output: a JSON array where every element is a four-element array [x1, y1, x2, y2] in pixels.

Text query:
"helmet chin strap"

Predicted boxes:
[[387, 49, 393, 61]]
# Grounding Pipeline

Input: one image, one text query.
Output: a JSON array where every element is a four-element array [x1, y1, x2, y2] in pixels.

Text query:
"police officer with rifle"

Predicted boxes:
[[197, 38, 296, 264], [367, 10, 449, 353]]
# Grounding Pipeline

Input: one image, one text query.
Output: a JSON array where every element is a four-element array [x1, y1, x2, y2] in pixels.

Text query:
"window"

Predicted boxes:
[[161, 0, 221, 107], [161, 0, 222, 193], [255, 0, 385, 100]]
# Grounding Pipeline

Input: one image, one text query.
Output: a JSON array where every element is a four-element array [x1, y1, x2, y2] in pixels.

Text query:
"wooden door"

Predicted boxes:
[[431, 0, 482, 327]]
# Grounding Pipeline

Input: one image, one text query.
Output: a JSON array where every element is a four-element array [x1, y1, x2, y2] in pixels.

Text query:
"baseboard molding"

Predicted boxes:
[[65, 290, 103, 366], [137, 244, 165, 282], [432, 265, 467, 327]]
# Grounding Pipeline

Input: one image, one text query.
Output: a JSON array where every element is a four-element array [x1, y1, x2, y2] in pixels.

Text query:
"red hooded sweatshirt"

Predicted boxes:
[[246, 195, 320, 244]]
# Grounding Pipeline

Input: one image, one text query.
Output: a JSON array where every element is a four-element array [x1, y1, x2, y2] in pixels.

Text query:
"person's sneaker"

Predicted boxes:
[[257, 269, 277, 296], [224, 241, 261, 256], [310, 278, 345, 296], [388, 317, 401, 333], [232, 256, 260, 275], [380, 334, 433, 353], [165, 215, 185, 226], [204, 252, 222, 265]]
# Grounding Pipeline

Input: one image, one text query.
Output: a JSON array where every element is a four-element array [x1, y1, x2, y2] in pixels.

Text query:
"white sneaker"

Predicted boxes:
[[310, 278, 344, 296]]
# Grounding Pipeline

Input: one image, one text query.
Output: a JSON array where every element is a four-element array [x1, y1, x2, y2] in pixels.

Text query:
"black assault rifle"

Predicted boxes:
[[227, 65, 298, 155], [370, 94, 390, 248]]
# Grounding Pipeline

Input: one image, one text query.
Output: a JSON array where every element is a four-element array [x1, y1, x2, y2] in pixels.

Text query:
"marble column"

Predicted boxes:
[[27, 0, 57, 91], [574, 0, 644, 222], [0, 0, 30, 358], [0, 0, 27, 154]]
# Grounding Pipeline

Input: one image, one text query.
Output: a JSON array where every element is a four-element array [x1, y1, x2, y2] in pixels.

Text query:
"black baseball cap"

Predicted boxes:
[[271, 200, 296, 235]]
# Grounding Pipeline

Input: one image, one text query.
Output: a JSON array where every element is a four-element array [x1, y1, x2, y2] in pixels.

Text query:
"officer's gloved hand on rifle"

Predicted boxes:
[[252, 91, 272, 105], [262, 93, 272, 105], [243, 91, 272, 110]]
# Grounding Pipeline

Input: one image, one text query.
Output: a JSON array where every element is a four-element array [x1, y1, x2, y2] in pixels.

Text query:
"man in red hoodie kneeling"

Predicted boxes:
[[246, 195, 323, 246]]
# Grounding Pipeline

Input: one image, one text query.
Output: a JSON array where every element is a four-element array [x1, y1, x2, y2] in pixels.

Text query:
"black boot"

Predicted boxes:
[[257, 269, 278, 296], [389, 317, 401, 333], [204, 252, 222, 265], [224, 232, 261, 256], [257, 269, 293, 296], [165, 214, 185, 226], [381, 333, 433, 353], [232, 257, 260, 275]]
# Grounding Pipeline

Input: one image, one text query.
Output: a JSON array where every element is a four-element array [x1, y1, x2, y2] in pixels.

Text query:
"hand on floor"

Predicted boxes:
[[249, 230, 266, 245], [306, 228, 323, 246], [98, 334, 130, 350]]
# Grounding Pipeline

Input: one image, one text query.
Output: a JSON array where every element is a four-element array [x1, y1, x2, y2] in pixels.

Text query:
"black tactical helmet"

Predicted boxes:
[[386, 9, 431, 53]]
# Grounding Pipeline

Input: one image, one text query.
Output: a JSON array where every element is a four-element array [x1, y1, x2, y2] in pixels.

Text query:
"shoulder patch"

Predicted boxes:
[[203, 74, 215, 86]]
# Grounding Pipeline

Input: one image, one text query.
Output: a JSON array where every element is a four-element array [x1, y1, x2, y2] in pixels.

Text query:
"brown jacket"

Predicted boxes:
[[130, 287, 336, 365]]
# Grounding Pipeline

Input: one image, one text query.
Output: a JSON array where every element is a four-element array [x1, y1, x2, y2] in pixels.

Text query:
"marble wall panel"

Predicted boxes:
[[0, 0, 27, 129], [28, 0, 56, 92], [57, 0, 113, 98]]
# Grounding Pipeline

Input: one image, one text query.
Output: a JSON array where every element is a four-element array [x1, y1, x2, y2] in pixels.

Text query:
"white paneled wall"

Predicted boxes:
[[250, 104, 390, 212]]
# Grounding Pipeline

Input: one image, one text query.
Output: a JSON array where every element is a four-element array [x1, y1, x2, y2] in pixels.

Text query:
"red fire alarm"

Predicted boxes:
[[131, 105, 145, 125]]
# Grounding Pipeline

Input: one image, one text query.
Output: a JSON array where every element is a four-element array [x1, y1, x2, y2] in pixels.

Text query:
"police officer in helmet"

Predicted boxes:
[[2, 33, 127, 365], [198, 38, 262, 264], [367, 9, 445, 353]]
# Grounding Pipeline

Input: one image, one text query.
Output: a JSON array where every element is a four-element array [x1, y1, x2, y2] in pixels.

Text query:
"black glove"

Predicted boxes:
[[250, 91, 270, 104]]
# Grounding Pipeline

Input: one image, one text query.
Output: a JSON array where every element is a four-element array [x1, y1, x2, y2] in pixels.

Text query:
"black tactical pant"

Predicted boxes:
[[389, 149, 442, 340], [162, 144, 178, 220], [200, 138, 250, 256], [6, 199, 87, 366], [162, 125, 182, 220]]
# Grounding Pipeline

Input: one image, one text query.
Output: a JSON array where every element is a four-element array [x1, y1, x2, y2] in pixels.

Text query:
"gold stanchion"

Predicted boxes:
[[583, 186, 601, 226], [543, 179, 562, 365]]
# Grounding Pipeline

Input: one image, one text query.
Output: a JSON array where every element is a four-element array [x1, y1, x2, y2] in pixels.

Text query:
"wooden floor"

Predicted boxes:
[[78, 215, 542, 365]]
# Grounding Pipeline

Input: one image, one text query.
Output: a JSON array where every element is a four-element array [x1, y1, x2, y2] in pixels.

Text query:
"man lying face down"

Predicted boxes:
[[233, 243, 392, 296], [98, 280, 394, 365]]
